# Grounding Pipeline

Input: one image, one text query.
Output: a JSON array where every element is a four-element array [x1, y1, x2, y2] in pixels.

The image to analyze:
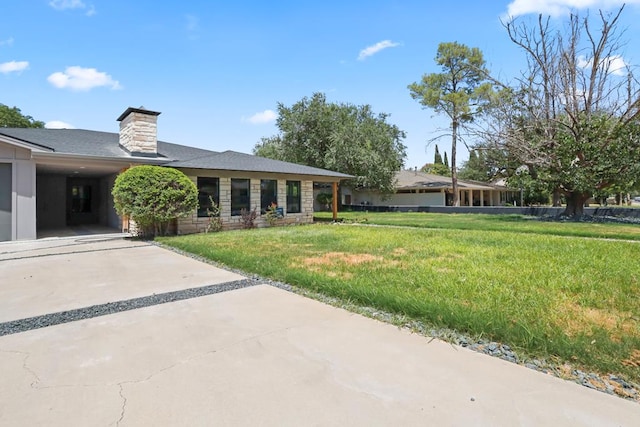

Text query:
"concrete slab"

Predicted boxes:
[[0, 237, 244, 322], [1, 285, 638, 426]]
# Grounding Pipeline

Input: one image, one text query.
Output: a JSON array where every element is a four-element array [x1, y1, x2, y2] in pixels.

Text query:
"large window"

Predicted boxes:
[[197, 177, 219, 217], [260, 179, 278, 213], [231, 178, 250, 216], [286, 180, 301, 213]]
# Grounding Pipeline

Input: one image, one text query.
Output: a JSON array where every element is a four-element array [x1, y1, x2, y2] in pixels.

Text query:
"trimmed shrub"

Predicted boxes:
[[112, 166, 198, 238]]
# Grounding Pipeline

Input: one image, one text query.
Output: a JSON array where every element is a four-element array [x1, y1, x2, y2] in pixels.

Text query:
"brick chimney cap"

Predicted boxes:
[[117, 106, 161, 122]]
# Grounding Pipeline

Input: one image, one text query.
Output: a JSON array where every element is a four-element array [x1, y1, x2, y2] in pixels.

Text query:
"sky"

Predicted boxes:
[[2, 0, 640, 169]]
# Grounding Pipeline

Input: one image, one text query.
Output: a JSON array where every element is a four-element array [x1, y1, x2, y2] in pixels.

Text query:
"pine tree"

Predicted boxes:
[[434, 145, 443, 165], [443, 151, 449, 168]]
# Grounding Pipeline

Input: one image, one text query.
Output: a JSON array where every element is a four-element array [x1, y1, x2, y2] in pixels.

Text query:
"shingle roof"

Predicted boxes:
[[395, 169, 502, 190], [0, 128, 351, 178], [167, 150, 351, 178]]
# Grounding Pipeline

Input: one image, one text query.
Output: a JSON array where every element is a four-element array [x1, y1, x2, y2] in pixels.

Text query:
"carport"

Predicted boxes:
[[34, 156, 125, 237]]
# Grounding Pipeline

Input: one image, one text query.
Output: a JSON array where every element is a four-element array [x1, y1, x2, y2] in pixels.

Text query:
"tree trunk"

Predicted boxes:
[[552, 189, 562, 207], [451, 119, 459, 207], [562, 192, 590, 218]]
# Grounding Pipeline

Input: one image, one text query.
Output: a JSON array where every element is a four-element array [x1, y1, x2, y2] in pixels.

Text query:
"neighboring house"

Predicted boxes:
[[338, 169, 516, 208], [0, 107, 350, 242]]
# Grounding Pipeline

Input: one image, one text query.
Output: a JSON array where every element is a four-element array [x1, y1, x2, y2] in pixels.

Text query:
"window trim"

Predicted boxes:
[[286, 180, 301, 214], [231, 178, 251, 216], [197, 177, 220, 218], [260, 179, 278, 214]]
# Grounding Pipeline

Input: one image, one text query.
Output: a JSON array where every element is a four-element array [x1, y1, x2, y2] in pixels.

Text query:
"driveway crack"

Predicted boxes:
[[116, 383, 127, 426], [0, 349, 40, 387]]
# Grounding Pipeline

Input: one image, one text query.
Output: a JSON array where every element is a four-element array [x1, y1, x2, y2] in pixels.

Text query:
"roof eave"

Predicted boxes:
[[32, 151, 171, 165]]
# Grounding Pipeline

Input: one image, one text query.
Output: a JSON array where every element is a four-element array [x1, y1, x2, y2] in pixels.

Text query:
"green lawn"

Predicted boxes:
[[158, 219, 640, 382], [314, 211, 640, 241]]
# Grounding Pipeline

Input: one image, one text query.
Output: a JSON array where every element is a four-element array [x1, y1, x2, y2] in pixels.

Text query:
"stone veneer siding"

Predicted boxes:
[[118, 111, 158, 155], [177, 175, 315, 234]]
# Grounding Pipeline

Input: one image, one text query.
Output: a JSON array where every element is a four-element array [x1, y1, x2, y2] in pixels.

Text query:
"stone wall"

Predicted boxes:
[[177, 175, 315, 235]]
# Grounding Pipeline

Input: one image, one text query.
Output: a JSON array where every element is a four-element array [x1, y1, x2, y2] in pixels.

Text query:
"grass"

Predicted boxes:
[[158, 219, 640, 382], [315, 211, 640, 241]]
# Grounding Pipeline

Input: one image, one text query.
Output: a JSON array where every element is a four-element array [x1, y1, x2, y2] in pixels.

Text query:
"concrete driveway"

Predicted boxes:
[[0, 236, 638, 426]]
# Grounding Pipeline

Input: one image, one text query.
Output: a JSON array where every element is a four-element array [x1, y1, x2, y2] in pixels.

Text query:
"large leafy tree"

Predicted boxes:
[[254, 93, 407, 195], [408, 42, 494, 206], [484, 6, 640, 217], [0, 104, 45, 128]]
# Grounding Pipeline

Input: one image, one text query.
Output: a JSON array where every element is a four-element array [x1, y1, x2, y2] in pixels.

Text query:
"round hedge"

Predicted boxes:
[[112, 165, 198, 236]]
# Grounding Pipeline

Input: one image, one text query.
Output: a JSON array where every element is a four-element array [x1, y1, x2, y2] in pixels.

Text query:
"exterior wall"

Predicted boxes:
[[176, 169, 315, 234], [0, 141, 36, 240], [36, 174, 66, 229], [351, 189, 446, 207]]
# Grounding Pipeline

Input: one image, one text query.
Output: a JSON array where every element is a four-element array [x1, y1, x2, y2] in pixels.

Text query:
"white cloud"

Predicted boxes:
[[47, 66, 121, 91], [49, 0, 96, 16], [245, 110, 277, 124], [45, 120, 75, 129], [0, 60, 29, 74], [504, 0, 640, 18], [0, 37, 14, 47], [49, 0, 85, 10], [358, 40, 400, 61], [578, 54, 627, 76]]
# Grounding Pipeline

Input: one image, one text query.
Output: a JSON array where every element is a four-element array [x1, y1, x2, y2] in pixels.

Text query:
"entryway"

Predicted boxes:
[[35, 172, 121, 238]]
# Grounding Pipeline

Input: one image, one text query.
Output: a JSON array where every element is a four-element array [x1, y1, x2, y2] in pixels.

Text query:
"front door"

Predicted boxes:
[[67, 178, 99, 225], [0, 163, 11, 241]]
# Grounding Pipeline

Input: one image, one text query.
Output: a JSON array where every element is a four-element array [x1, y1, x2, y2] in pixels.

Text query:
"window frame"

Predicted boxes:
[[197, 177, 220, 218], [231, 178, 251, 216], [260, 179, 278, 214], [286, 180, 301, 214]]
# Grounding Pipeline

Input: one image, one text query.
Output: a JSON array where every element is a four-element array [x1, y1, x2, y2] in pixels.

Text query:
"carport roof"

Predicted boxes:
[[0, 128, 351, 179]]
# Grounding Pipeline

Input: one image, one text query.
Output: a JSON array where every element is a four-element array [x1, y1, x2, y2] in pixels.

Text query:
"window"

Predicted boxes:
[[260, 179, 278, 213], [197, 177, 219, 217], [286, 180, 301, 213], [231, 178, 250, 216]]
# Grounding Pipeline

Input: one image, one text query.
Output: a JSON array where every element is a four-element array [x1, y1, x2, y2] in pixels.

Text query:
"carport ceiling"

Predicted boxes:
[[35, 157, 132, 178]]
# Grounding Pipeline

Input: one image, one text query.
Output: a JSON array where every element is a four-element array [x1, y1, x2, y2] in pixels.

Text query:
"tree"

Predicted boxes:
[[254, 93, 407, 195], [0, 104, 45, 128], [112, 166, 198, 238], [409, 42, 494, 206], [443, 151, 449, 168], [487, 6, 640, 217], [434, 144, 444, 164], [421, 162, 450, 176]]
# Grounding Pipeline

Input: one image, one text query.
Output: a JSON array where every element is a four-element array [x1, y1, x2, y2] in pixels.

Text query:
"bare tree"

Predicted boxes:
[[480, 5, 640, 216]]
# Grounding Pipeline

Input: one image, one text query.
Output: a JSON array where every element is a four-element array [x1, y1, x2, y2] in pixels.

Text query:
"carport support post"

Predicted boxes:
[[332, 182, 338, 221]]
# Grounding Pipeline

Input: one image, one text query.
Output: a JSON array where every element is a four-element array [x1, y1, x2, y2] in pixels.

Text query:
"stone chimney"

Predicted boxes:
[[117, 106, 161, 156]]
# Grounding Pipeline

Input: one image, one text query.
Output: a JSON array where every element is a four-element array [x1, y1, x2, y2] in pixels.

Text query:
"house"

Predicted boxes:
[[0, 107, 350, 242], [336, 169, 516, 208]]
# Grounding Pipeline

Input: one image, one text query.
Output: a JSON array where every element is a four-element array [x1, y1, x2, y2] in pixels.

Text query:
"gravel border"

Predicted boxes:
[[0, 279, 257, 337], [154, 241, 639, 404]]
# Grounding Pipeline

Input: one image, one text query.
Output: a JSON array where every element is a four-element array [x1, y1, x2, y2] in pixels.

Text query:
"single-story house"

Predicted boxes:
[[333, 169, 516, 208], [0, 107, 350, 242]]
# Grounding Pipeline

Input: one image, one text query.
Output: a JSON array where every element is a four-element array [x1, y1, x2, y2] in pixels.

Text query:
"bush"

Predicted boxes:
[[316, 192, 333, 211], [205, 197, 223, 233], [112, 166, 198, 238], [240, 207, 258, 229]]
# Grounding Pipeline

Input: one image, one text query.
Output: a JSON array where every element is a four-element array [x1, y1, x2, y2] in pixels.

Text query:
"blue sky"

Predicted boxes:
[[2, 0, 640, 169]]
